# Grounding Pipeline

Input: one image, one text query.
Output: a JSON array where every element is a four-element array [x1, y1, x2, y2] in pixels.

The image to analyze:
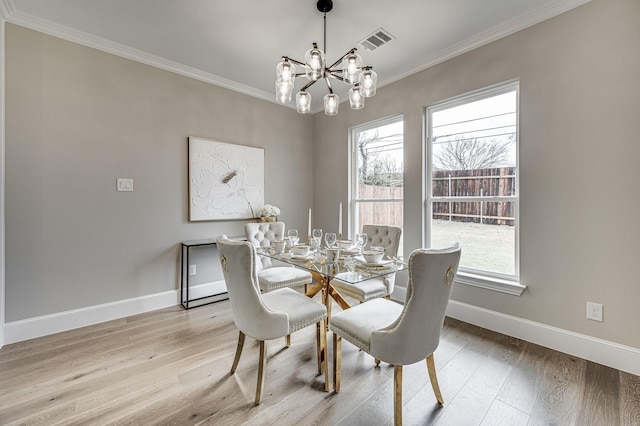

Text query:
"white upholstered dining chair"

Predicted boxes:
[[216, 235, 329, 405], [245, 222, 313, 292], [329, 243, 461, 425], [331, 224, 402, 303]]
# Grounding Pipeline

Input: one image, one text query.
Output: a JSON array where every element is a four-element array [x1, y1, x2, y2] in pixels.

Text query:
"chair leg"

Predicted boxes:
[[426, 354, 444, 405], [394, 364, 403, 426], [285, 334, 291, 347], [230, 331, 245, 374], [316, 322, 322, 375], [333, 333, 342, 392], [320, 319, 329, 392], [255, 340, 267, 405]]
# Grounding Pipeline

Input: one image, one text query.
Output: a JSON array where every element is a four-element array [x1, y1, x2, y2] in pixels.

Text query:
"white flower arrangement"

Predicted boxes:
[[258, 204, 281, 218]]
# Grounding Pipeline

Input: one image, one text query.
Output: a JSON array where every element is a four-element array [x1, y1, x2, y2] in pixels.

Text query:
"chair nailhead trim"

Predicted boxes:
[[331, 324, 370, 352], [290, 313, 327, 333]]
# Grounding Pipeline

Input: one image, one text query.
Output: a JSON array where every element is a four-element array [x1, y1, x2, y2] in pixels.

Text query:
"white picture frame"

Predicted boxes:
[[188, 136, 264, 221]]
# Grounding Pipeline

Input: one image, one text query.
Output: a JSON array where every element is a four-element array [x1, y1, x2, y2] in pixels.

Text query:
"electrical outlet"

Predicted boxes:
[[586, 302, 603, 322], [189, 264, 197, 276]]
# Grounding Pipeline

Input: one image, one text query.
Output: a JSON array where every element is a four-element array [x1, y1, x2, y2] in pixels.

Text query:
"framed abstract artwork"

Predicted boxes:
[[188, 136, 264, 221]]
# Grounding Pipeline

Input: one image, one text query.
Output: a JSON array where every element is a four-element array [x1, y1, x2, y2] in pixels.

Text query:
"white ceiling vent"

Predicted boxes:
[[358, 28, 395, 51]]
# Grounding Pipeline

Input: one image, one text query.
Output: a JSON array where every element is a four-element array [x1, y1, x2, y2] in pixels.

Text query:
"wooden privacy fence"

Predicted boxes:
[[357, 167, 515, 227], [357, 185, 403, 228], [432, 167, 515, 226]]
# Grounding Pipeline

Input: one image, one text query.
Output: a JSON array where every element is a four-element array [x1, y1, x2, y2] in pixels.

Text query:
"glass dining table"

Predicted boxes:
[[259, 247, 407, 317]]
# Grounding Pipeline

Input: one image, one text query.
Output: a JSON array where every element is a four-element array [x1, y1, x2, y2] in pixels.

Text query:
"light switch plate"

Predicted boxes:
[[117, 178, 134, 192]]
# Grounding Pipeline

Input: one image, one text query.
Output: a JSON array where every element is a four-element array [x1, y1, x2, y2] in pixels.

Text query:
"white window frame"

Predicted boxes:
[[424, 80, 525, 296], [348, 114, 404, 241]]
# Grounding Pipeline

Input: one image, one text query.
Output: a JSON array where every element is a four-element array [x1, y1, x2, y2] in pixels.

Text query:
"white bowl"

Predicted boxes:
[[292, 245, 310, 256], [362, 250, 384, 263], [338, 240, 353, 249]]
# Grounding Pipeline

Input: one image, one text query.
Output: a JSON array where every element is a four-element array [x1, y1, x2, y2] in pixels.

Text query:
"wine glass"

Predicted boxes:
[[325, 232, 337, 249], [354, 232, 368, 253], [287, 229, 298, 248], [310, 237, 321, 254], [344, 255, 356, 273], [312, 228, 323, 252]]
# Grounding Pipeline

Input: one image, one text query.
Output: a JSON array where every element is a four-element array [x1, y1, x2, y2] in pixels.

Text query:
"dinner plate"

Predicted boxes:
[[340, 248, 359, 255], [358, 259, 393, 267], [291, 254, 314, 260]]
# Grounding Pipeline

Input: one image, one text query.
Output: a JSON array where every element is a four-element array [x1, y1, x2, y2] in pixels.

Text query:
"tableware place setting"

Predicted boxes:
[[353, 249, 391, 266], [281, 244, 315, 260], [337, 240, 359, 256], [351, 245, 398, 273]]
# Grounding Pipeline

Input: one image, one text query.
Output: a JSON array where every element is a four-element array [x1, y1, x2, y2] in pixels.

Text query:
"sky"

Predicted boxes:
[[354, 89, 517, 172]]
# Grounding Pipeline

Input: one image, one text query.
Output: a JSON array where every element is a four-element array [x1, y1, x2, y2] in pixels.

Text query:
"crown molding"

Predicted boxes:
[[0, 0, 15, 20], [377, 0, 594, 89], [3, 8, 278, 106]]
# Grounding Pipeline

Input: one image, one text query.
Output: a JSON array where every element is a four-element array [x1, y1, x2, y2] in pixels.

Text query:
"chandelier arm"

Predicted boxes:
[[282, 56, 307, 67], [326, 48, 357, 71], [324, 77, 334, 94], [326, 71, 350, 84], [300, 79, 318, 92]]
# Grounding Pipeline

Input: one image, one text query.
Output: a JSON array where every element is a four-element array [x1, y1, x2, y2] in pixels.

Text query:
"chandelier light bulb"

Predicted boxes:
[[296, 91, 312, 114], [305, 47, 325, 81], [348, 84, 364, 109], [276, 60, 296, 84], [343, 52, 362, 83], [360, 69, 378, 97], [324, 93, 339, 116], [275, 78, 294, 103]]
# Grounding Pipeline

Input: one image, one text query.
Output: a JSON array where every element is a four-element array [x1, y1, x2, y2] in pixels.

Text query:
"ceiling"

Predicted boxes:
[[3, 0, 590, 113]]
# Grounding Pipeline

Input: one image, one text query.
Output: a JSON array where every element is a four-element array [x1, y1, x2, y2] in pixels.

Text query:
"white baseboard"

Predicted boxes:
[[446, 300, 640, 377], [3, 281, 227, 344]]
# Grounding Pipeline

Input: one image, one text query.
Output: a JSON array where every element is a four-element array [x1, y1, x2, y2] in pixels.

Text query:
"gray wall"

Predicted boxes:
[[5, 24, 313, 321], [313, 0, 640, 349]]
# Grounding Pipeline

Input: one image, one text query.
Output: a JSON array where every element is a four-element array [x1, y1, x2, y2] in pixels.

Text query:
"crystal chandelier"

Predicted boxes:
[[275, 0, 377, 116]]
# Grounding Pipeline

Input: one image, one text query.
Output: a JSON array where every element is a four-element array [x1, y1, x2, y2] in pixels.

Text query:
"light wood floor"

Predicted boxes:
[[1, 300, 639, 425]]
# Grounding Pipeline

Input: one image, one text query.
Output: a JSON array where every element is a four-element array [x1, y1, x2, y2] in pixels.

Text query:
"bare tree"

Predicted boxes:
[[358, 130, 403, 186], [433, 136, 513, 170]]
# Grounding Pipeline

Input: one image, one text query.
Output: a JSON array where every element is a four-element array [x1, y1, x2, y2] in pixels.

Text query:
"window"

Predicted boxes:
[[350, 115, 404, 255], [425, 81, 524, 294]]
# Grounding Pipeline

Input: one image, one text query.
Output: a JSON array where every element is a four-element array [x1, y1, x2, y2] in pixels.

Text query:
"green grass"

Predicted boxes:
[[431, 219, 515, 275]]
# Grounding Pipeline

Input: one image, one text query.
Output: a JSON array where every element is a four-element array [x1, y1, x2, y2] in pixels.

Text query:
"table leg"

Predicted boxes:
[[327, 284, 351, 310], [306, 271, 351, 313], [305, 281, 324, 298]]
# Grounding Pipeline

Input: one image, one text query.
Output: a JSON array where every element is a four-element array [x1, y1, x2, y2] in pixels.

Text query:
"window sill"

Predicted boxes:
[[455, 271, 526, 296]]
